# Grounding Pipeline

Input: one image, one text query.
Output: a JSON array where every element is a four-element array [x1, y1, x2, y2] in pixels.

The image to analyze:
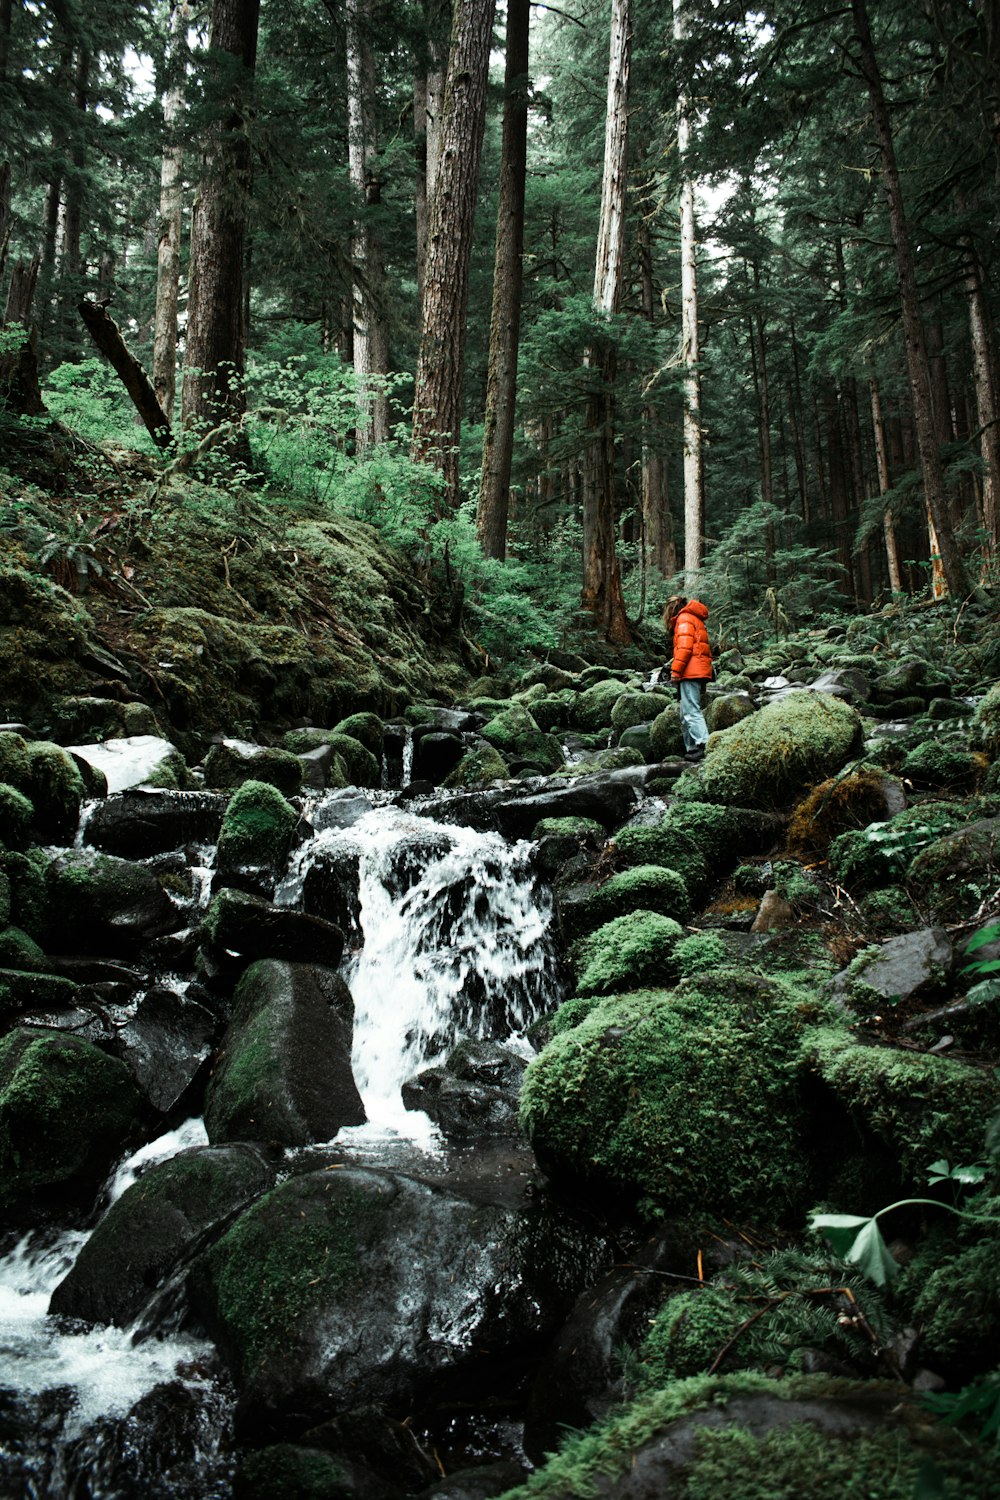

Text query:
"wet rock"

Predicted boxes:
[[235, 1441, 398, 1499], [402, 1040, 527, 1139], [83, 787, 228, 858], [0, 1027, 141, 1219], [49, 1142, 275, 1327], [189, 1165, 612, 1435], [66, 735, 187, 795], [200, 887, 344, 969], [416, 1461, 528, 1498], [214, 780, 299, 901], [204, 739, 304, 797], [300, 847, 362, 941], [830, 927, 954, 1011], [412, 730, 466, 785], [493, 770, 644, 839], [204, 959, 365, 1146], [906, 815, 1000, 924], [117, 984, 219, 1115], [0, 967, 80, 1020], [43, 848, 179, 957], [302, 1406, 439, 1494]]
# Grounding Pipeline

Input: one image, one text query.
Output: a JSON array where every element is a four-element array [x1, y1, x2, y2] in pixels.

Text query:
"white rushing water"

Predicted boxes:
[[279, 802, 559, 1142], [0, 1121, 214, 1443]]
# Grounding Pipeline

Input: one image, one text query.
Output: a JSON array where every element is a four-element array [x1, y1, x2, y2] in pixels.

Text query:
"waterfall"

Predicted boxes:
[[279, 803, 560, 1139]]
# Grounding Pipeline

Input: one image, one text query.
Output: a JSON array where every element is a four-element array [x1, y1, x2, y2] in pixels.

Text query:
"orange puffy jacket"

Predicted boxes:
[[670, 599, 712, 681]]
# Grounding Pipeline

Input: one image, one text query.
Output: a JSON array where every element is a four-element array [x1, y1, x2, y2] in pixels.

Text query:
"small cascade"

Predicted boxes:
[[280, 803, 560, 1137]]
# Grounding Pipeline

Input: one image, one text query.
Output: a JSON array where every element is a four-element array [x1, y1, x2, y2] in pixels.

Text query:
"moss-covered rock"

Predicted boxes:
[[901, 738, 982, 791], [802, 1026, 1000, 1187], [479, 705, 563, 773], [0, 564, 99, 722], [554, 745, 644, 777], [970, 681, 1000, 760], [827, 802, 969, 890], [25, 740, 85, 843], [573, 679, 629, 733], [785, 767, 904, 857], [572, 911, 685, 997], [0, 848, 50, 938], [705, 691, 756, 733], [649, 704, 684, 760], [610, 689, 671, 740], [0, 1027, 141, 1212], [901, 1207, 1000, 1379], [520, 968, 818, 1218], [204, 740, 304, 797], [673, 931, 730, 977], [235, 1444, 352, 1500], [693, 692, 862, 810], [441, 741, 510, 788], [43, 847, 177, 956], [331, 710, 384, 760], [905, 815, 1000, 924], [559, 865, 690, 941], [0, 783, 33, 850], [0, 924, 48, 974], [613, 802, 737, 899], [215, 779, 298, 882]]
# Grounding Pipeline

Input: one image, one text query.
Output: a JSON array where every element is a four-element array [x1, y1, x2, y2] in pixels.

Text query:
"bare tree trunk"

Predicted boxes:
[[852, 0, 970, 598], [153, 0, 188, 420], [580, 0, 631, 645], [477, 0, 530, 560], [674, 0, 703, 594], [181, 0, 260, 445], [965, 242, 1000, 550], [410, 0, 494, 508], [1, 254, 44, 414], [347, 0, 390, 451], [869, 375, 902, 592], [79, 299, 172, 446], [637, 187, 674, 578], [414, 0, 449, 310]]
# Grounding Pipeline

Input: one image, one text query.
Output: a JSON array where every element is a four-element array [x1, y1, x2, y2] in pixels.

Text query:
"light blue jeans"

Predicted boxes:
[[678, 679, 709, 751]]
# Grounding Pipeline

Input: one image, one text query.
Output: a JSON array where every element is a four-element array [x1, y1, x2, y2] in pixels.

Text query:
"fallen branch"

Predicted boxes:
[[78, 300, 173, 450]]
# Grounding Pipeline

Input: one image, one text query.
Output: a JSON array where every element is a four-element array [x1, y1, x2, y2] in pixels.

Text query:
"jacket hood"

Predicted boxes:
[[682, 599, 709, 620]]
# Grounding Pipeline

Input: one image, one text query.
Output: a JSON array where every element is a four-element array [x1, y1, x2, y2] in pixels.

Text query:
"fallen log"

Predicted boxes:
[[78, 299, 173, 450]]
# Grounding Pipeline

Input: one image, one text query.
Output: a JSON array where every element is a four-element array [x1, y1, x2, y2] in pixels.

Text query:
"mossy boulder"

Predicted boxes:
[[900, 738, 981, 791], [0, 783, 33, 850], [649, 704, 684, 760], [204, 959, 365, 1146], [827, 801, 969, 891], [902, 1212, 1000, 1380], [558, 864, 690, 942], [0, 924, 48, 974], [48, 1142, 276, 1327], [203, 740, 304, 797], [0, 731, 33, 792], [610, 689, 671, 740], [970, 681, 1000, 759], [802, 1026, 1000, 1187], [555, 745, 644, 777], [331, 710, 384, 760], [705, 691, 756, 733], [573, 679, 629, 732], [520, 968, 818, 1218], [530, 694, 573, 733], [320, 733, 381, 788], [905, 815, 1000, 924], [785, 767, 905, 857], [215, 779, 298, 886], [479, 705, 563, 773], [200, 887, 344, 968], [497, 1373, 998, 1500], [0, 564, 98, 722], [572, 911, 685, 997], [25, 741, 86, 843], [693, 691, 862, 810], [441, 741, 510, 788], [613, 802, 738, 900], [0, 848, 50, 939], [43, 848, 178, 956], [0, 1027, 141, 1214]]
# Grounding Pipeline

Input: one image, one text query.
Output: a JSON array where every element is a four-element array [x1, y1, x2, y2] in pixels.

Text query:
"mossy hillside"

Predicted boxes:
[[802, 1026, 1000, 1188], [195, 1171, 364, 1375], [520, 969, 819, 1219], [0, 555, 103, 721], [640, 1250, 894, 1383], [496, 1373, 997, 1499], [571, 911, 685, 997], [215, 780, 298, 873], [690, 692, 863, 810], [0, 1027, 140, 1208]]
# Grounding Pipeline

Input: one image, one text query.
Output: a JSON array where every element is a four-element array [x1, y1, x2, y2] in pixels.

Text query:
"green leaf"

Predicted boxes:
[[927, 1159, 951, 1183], [846, 1218, 899, 1286], [808, 1212, 871, 1257]]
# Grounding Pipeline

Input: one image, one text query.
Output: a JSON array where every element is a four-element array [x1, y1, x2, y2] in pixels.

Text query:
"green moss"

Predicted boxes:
[[237, 1445, 350, 1500], [908, 1234, 1000, 1374], [203, 1174, 362, 1371], [331, 710, 384, 759], [520, 969, 816, 1218], [216, 780, 298, 872], [573, 910, 685, 997], [828, 802, 968, 890], [533, 816, 605, 841], [856, 884, 917, 936], [611, 689, 671, 737], [901, 739, 980, 790], [695, 692, 862, 810], [614, 802, 736, 898], [785, 768, 901, 857], [673, 933, 729, 978], [649, 705, 684, 760], [803, 1026, 1000, 1185], [0, 924, 48, 973], [0, 848, 50, 938], [573, 679, 629, 732], [480, 705, 563, 773], [205, 741, 304, 796], [906, 816, 1000, 924], [26, 741, 85, 843], [442, 742, 510, 788], [0, 783, 33, 850], [970, 681, 1000, 759], [0, 733, 31, 793], [555, 745, 643, 777], [579, 864, 690, 933]]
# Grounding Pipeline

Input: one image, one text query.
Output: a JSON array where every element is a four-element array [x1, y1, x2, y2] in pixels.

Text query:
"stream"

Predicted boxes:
[[0, 786, 565, 1497]]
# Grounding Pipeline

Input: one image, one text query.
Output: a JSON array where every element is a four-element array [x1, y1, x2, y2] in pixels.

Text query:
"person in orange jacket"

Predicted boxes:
[[663, 595, 712, 761]]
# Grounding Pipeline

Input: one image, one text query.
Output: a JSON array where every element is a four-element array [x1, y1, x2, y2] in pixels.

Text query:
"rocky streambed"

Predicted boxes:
[[2, 656, 1000, 1498]]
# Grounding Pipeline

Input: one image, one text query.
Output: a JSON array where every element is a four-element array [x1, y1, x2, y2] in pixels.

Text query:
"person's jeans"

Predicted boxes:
[[678, 679, 709, 751]]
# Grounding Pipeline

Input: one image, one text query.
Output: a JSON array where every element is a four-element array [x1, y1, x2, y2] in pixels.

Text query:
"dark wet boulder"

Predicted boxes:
[[83, 788, 228, 858], [200, 887, 344, 969], [493, 769, 644, 839], [204, 739, 304, 797], [500, 1375, 999, 1499], [402, 1039, 527, 1139], [234, 1442, 401, 1500], [0, 1027, 141, 1218], [204, 959, 365, 1146], [415, 1461, 528, 1499], [294, 1406, 439, 1497], [189, 1164, 612, 1433], [42, 848, 179, 957], [48, 1141, 275, 1327], [116, 984, 219, 1115], [412, 729, 466, 784], [0, 966, 81, 1020]]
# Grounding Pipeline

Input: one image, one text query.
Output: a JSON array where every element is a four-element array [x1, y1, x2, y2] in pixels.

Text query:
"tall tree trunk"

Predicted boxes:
[[153, 0, 188, 420], [414, 0, 449, 312], [410, 0, 494, 509], [347, 0, 390, 451], [851, 0, 970, 598], [477, 0, 530, 560], [580, 0, 631, 645], [869, 375, 902, 592], [965, 242, 1000, 550], [674, 0, 703, 594], [181, 0, 260, 443], [637, 183, 674, 578]]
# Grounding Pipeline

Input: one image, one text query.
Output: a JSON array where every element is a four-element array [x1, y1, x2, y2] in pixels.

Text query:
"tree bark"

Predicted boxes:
[[79, 299, 173, 448], [414, 0, 449, 308], [869, 374, 902, 592], [0, 253, 44, 414], [965, 242, 1000, 550], [851, 0, 970, 598], [674, 0, 703, 595], [410, 0, 494, 508], [347, 0, 390, 451], [579, 0, 632, 646], [637, 185, 674, 578], [152, 0, 188, 421], [181, 0, 260, 443], [477, 0, 530, 560]]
